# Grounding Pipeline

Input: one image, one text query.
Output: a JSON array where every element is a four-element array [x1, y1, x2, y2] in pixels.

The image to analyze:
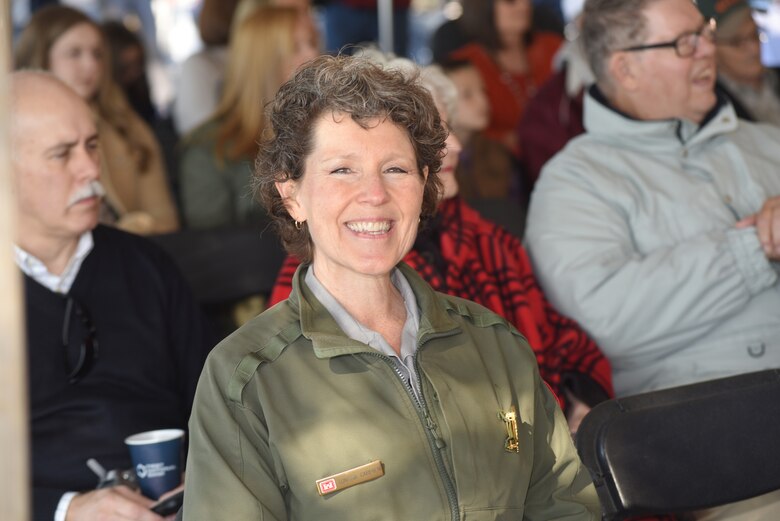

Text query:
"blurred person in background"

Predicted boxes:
[[178, 5, 319, 230], [15, 5, 180, 235], [526, 13, 780, 518], [173, 0, 315, 136], [102, 20, 180, 198], [171, 0, 235, 135], [441, 58, 522, 203], [450, 0, 563, 158], [195, 0, 241, 49], [517, 0, 593, 181], [10, 70, 213, 521], [431, 0, 565, 64], [698, 0, 780, 125], [102, 20, 157, 125], [430, 0, 563, 207], [528, 0, 780, 399]]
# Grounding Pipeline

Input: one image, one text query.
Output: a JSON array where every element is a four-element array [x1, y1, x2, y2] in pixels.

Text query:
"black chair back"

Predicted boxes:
[[576, 369, 780, 520], [149, 226, 286, 306]]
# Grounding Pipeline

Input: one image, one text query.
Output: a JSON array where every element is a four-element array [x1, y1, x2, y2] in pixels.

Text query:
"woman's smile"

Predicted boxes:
[[345, 219, 393, 235]]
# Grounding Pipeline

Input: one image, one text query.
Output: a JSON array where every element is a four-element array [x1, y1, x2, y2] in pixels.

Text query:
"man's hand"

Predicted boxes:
[[736, 196, 780, 261], [66, 485, 166, 521]]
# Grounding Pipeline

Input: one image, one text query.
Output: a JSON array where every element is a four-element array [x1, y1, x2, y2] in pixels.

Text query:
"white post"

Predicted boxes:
[[0, 0, 31, 520], [377, 0, 394, 53]]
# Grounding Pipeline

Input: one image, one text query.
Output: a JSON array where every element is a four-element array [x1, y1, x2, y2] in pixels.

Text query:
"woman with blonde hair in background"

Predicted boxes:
[[173, 0, 315, 135], [178, 5, 319, 230], [14, 5, 180, 235]]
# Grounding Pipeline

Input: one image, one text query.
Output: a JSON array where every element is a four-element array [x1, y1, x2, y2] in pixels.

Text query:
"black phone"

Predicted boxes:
[[150, 490, 184, 516]]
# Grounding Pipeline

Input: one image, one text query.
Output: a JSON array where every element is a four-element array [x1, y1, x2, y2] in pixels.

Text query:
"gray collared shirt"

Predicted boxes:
[[305, 267, 423, 402]]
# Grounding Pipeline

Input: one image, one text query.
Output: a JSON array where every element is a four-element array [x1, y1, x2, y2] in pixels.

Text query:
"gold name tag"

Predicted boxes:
[[316, 460, 385, 496]]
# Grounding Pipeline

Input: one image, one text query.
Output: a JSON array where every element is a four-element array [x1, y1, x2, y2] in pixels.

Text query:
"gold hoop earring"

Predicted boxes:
[[294, 220, 304, 230]]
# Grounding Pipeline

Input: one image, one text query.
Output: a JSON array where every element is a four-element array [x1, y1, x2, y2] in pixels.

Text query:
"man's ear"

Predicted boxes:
[[608, 51, 641, 92], [275, 178, 304, 222]]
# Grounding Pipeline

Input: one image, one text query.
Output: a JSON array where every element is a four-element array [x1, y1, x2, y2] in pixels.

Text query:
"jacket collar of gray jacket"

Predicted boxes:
[[583, 85, 739, 149]]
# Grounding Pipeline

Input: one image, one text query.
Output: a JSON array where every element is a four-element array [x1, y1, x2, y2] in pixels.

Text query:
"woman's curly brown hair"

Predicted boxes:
[[254, 54, 447, 264]]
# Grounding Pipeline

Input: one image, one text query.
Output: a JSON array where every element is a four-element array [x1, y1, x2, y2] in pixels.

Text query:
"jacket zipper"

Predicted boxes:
[[366, 352, 460, 521]]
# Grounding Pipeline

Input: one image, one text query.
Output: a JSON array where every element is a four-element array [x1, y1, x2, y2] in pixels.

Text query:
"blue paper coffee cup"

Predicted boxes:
[[125, 429, 184, 499]]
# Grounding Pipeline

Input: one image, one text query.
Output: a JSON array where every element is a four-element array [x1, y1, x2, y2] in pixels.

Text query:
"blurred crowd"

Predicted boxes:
[[9, 0, 780, 519]]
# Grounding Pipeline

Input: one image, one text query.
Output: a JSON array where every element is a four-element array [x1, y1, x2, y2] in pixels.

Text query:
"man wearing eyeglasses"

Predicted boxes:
[[526, 0, 780, 514], [698, 0, 780, 125], [10, 71, 214, 521]]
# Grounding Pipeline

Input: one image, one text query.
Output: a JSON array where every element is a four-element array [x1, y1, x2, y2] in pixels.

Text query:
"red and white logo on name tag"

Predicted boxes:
[[318, 478, 337, 494], [316, 460, 384, 496]]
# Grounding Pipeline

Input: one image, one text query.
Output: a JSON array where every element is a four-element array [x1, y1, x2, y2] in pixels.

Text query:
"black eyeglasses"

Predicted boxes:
[[61, 297, 99, 384], [619, 19, 716, 58]]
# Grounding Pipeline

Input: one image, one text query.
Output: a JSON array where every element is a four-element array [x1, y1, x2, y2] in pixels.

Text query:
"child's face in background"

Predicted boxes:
[[447, 64, 490, 134]]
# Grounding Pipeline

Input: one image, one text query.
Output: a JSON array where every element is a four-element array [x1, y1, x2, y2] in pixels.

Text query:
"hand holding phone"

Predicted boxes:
[[150, 490, 184, 516]]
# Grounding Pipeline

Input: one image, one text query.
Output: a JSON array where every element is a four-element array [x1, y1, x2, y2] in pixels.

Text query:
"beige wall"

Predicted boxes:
[[0, 0, 31, 520]]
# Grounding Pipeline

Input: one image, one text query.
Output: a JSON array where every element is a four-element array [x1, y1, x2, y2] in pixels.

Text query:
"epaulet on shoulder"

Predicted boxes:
[[226, 302, 302, 405], [438, 293, 523, 338]]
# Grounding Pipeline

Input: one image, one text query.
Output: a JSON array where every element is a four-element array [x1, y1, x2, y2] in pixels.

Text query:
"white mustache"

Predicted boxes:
[[67, 180, 106, 207]]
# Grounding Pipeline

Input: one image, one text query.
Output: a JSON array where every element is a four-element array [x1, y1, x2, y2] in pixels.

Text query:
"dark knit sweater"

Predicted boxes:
[[25, 225, 214, 521]]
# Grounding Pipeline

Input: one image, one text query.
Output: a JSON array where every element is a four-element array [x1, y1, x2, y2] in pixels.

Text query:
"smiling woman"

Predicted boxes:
[[182, 54, 601, 521]]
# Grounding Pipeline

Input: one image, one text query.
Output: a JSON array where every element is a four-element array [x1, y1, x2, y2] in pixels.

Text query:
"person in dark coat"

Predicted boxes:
[[10, 70, 214, 521]]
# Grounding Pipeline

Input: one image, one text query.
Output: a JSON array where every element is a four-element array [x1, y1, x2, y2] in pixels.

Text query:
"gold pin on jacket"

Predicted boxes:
[[499, 406, 520, 453], [316, 460, 385, 496]]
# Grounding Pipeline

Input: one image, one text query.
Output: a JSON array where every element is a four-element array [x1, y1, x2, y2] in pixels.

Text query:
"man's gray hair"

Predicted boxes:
[[581, 0, 660, 87]]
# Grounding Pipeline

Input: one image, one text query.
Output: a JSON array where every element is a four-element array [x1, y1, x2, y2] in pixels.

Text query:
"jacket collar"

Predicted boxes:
[[584, 85, 738, 149], [287, 263, 461, 359]]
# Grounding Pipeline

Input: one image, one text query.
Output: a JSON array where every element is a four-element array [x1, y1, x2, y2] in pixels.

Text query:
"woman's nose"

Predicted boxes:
[[359, 172, 391, 204]]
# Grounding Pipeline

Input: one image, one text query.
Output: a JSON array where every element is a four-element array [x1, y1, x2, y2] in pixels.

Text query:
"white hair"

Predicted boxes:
[[353, 46, 458, 122]]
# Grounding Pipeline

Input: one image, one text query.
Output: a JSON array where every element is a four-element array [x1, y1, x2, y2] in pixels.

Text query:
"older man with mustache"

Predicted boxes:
[[10, 71, 214, 521], [525, 0, 780, 518]]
